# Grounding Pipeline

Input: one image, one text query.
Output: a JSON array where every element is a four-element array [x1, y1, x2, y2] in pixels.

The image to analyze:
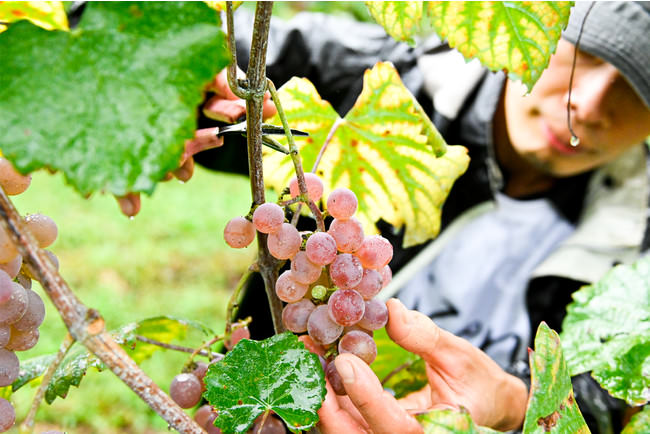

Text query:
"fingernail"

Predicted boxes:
[[391, 298, 413, 324], [335, 358, 355, 384]]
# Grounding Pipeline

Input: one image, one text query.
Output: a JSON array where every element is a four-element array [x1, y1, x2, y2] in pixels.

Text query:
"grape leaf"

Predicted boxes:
[[622, 407, 650, 434], [0, 1, 68, 33], [263, 62, 469, 248], [204, 1, 243, 12], [523, 322, 589, 433], [561, 256, 650, 406], [416, 408, 499, 433], [366, 1, 572, 91], [0, 2, 229, 197], [204, 332, 326, 434], [371, 328, 427, 399]]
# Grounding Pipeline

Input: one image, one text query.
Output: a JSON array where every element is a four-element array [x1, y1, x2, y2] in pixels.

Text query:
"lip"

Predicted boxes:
[[541, 121, 580, 155]]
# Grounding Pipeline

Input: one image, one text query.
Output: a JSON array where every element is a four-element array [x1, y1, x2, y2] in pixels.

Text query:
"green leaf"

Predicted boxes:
[[0, 387, 11, 400], [416, 408, 499, 433], [0, 2, 229, 197], [371, 328, 427, 398], [365, 2, 431, 46], [204, 332, 326, 434], [0, 1, 68, 32], [263, 62, 469, 248], [114, 315, 214, 364], [523, 323, 589, 433], [12, 354, 57, 392], [561, 256, 650, 406], [622, 407, 650, 434]]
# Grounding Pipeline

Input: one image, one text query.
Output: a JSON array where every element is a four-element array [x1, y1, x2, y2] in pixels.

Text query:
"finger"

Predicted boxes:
[[202, 95, 246, 123], [335, 354, 423, 434], [262, 92, 277, 120], [183, 128, 224, 162], [317, 380, 366, 434], [210, 69, 240, 100], [172, 156, 194, 182], [115, 193, 141, 217]]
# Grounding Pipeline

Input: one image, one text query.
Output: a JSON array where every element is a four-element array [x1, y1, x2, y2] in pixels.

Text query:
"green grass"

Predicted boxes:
[[7, 167, 261, 433]]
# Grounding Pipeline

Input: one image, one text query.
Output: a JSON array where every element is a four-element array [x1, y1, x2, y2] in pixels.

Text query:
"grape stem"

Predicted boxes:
[[19, 333, 75, 434], [226, 1, 286, 335], [311, 117, 344, 173], [135, 335, 225, 361], [225, 268, 254, 335], [225, 1, 250, 99], [0, 189, 205, 433]]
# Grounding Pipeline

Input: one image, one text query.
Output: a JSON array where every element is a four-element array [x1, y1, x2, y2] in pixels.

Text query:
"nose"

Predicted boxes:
[[564, 65, 618, 128]]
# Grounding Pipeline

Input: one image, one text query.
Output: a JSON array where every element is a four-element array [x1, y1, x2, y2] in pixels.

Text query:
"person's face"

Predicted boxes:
[[504, 39, 650, 177]]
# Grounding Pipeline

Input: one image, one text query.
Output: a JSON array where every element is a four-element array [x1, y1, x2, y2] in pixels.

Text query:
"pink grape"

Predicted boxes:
[[327, 217, 364, 253], [282, 299, 316, 333], [0, 349, 19, 387], [13, 288, 45, 331], [325, 361, 346, 396], [0, 397, 15, 432], [224, 217, 256, 248], [0, 255, 21, 279], [24, 213, 58, 248], [0, 282, 28, 325], [250, 414, 286, 434], [0, 326, 9, 348], [338, 330, 377, 365], [355, 235, 393, 270], [252, 203, 285, 234], [289, 173, 324, 202], [305, 232, 337, 266], [267, 223, 301, 259], [170, 373, 202, 408], [328, 289, 365, 326], [358, 299, 388, 331], [379, 264, 392, 288], [192, 361, 209, 393], [0, 158, 31, 196], [194, 404, 216, 428], [275, 270, 309, 303], [329, 254, 363, 289], [326, 188, 357, 219], [307, 305, 343, 345], [0, 271, 13, 304], [0, 229, 17, 264], [5, 327, 39, 351], [344, 324, 373, 337], [225, 326, 250, 350], [353, 268, 383, 300], [290, 251, 322, 284]]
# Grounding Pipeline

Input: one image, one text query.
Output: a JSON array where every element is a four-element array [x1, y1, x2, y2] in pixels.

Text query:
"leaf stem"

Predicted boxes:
[[19, 334, 75, 434], [380, 361, 414, 386], [135, 335, 224, 361]]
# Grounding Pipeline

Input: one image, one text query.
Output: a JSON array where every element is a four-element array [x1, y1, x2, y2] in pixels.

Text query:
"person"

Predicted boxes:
[[116, 2, 650, 432]]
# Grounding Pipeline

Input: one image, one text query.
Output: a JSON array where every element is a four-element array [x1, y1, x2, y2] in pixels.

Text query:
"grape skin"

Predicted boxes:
[[0, 397, 15, 432], [267, 223, 301, 260], [0, 271, 13, 304], [169, 373, 202, 409], [5, 327, 39, 351], [289, 173, 324, 202], [275, 271, 309, 303], [325, 361, 346, 396], [353, 268, 383, 300], [224, 217, 256, 249], [0, 326, 9, 348], [0, 158, 31, 196], [327, 217, 364, 253], [24, 213, 58, 248], [0, 255, 21, 280], [327, 289, 365, 326], [307, 305, 343, 345], [326, 188, 358, 220], [252, 203, 285, 234], [0, 229, 18, 264], [329, 254, 364, 290], [225, 326, 251, 350], [282, 299, 316, 333], [290, 251, 322, 285], [338, 331, 377, 365], [379, 264, 392, 288], [358, 299, 389, 331], [355, 235, 393, 270], [13, 288, 45, 331], [0, 349, 20, 387], [0, 282, 28, 325], [305, 232, 337, 266]]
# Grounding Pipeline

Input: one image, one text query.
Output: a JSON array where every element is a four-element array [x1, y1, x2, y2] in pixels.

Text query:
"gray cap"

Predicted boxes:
[[563, 1, 650, 109]]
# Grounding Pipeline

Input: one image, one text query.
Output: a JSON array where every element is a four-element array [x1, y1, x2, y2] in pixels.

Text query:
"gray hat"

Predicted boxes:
[[563, 1, 650, 109]]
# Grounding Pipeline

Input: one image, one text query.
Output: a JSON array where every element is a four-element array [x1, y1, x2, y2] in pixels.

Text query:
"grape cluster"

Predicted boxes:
[[224, 173, 393, 396], [0, 158, 57, 432]]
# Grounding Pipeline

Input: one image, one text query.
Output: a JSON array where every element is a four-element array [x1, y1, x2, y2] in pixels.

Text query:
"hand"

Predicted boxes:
[[317, 299, 529, 434], [115, 69, 278, 217]]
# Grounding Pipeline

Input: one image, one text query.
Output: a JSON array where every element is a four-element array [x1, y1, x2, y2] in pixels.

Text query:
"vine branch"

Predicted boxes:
[[135, 335, 224, 361]]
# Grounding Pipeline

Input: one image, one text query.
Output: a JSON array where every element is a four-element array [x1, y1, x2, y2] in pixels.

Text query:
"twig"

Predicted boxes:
[[135, 335, 224, 361], [267, 79, 325, 232], [0, 189, 204, 433], [225, 1, 249, 99], [380, 361, 414, 386], [225, 268, 254, 333], [311, 118, 344, 173], [20, 334, 75, 434]]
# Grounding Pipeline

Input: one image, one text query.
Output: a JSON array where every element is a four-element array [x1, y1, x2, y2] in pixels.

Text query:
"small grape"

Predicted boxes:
[[329, 254, 363, 289], [282, 299, 315, 333], [0, 349, 20, 387], [44, 250, 59, 270], [343, 324, 373, 337], [203, 411, 222, 434], [192, 361, 209, 393], [327, 217, 364, 253], [327, 289, 365, 326], [379, 264, 392, 288], [12, 288, 45, 331], [310, 284, 327, 301], [326, 188, 357, 220], [225, 325, 250, 350], [338, 330, 377, 365], [194, 404, 216, 428], [0, 255, 21, 279], [0, 229, 17, 264], [15, 273, 31, 290], [249, 413, 286, 434], [289, 173, 324, 202], [353, 268, 383, 300], [355, 235, 393, 270], [275, 271, 309, 303], [357, 298, 389, 331], [170, 373, 202, 408], [0, 397, 15, 432], [307, 305, 343, 345], [5, 327, 39, 351], [267, 223, 301, 260], [252, 203, 285, 234], [325, 361, 346, 396], [224, 217, 256, 248], [0, 282, 28, 325], [0, 158, 31, 196], [24, 213, 58, 248], [0, 271, 13, 304], [290, 251, 322, 285], [305, 232, 337, 266]]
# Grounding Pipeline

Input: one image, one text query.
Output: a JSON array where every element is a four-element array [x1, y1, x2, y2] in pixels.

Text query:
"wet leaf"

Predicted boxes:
[[524, 322, 589, 433], [0, 1, 68, 33], [204, 332, 326, 434], [263, 62, 469, 248]]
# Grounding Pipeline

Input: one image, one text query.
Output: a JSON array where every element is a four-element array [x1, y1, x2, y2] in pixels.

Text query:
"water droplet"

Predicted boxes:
[[570, 136, 580, 147], [129, 216, 134, 221]]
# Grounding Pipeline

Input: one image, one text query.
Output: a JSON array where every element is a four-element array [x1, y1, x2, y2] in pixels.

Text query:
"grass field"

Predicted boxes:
[[8, 166, 262, 433]]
